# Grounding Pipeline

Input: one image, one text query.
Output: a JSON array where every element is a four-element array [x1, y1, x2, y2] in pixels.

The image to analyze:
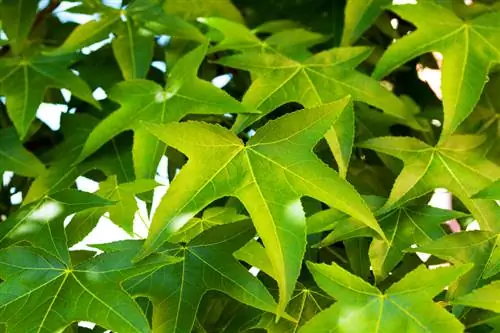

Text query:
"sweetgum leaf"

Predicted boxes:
[[78, 43, 256, 179], [205, 19, 421, 131], [409, 231, 500, 298], [204, 18, 423, 177], [0, 53, 97, 138], [50, 0, 205, 79], [0, 127, 45, 177], [125, 221, 281, 333], [359, 135, 500, 231], [341, 0, 391, 46], [137, 99, 383, 315], [300, 261, 472, 333], [373, 2, 500, 141], [368, 206, 468, 282], [315, 204, 468, 282], [0, 240, 179, 332]]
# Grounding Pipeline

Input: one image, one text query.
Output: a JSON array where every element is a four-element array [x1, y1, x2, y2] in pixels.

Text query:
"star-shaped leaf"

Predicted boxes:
[[205, 18, 421, 131], [124, 221, 281, 333], [136, 99, 384, 314], [373, 2, 500, 141], [409, 231, 500, 298], [0, 127, 45, 177], [315, 204, 468, 282], [51, 0, 205, 79], [78, 43, 256, 179], [299, 261, 472, 333], [203, 18, 422, 176], [0, 239, 179, 332], [368, 206, 467, 282], [341, 0, 392, 46], [0, 53, 98, 138], [65, 175, 157, 246], [359, 135, 500, 231]]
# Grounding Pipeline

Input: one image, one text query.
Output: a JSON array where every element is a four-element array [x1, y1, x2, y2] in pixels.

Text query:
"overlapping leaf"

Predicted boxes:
[[169, 206, 247, 243], [78, 43, 255, 179], [373, 2, 500, 141], [203, 18, 422, 176], [137, 99, 383, 315], [313, 203, 468, 282], [0, 239, 179, 332], [300, 261, 472, 333], [0, 127, 45, 177], [359, 135, 500, 231], [409, 231, 500, 299], [341, 0, 391, 46], [0, 0, 38, 53], [473, 179, 500, 199], [51, 0, 205, 79], [0, 189, 113, 256], [24, 114, 135, 204], [66, 175, 157, 246], [0, 53, 97, 137], [454, 281, 500, 313], [123, 221, 281, 333]]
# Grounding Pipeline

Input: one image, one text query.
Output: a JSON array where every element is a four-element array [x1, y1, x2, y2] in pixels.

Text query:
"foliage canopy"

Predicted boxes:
[[0, 0, 499, 332]]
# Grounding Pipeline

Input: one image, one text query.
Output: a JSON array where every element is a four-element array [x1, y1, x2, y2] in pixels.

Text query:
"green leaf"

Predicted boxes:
[[206, 19, 421, 129], [164, 0, 243, 22], [0, 189, 113, 258], [203, 19, 423, 176], [0, 239, 179, 332], [125, 221, 280, 333], [373, 2, 500, 141], [253, 283, 334, 332], [78, 43, 255, 179], [0, 0, 38, 53], [170, 206, 247, 243], [0, 53, 98, 138], [359, 135, 500, 232], [454, 281, 500, 313], [25, 134, 135, 205], [368, 206, 468, 282], [111, 19, 155, 80], [0, 127, 45, 177], [473, 179, 500, 199], [409, 231, 500, 298], [66, 175, 157, 246], [341, 0, 392, 46], [137, 99, 383, 315], [234, 238, 276, 279], [49, 0, 205, 79], [300, 261, 472, 333]]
